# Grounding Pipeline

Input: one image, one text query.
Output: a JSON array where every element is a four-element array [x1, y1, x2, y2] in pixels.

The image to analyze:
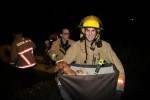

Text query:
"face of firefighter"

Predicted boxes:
[[84, 28, 97, 42], [60, 28, 70, 41]]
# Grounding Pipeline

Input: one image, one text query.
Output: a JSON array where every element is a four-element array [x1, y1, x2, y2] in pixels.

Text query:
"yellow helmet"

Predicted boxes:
[[83, 15, 100, 28], [79, 15, 103, 33]]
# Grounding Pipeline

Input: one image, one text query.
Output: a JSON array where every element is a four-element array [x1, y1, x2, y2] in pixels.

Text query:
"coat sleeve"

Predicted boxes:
[[49, 41, 58, 53], [10, 42, 18, 65], [62, 42, 78, 64], [105, 43, 125, 92], [48, 41, 59, 61]]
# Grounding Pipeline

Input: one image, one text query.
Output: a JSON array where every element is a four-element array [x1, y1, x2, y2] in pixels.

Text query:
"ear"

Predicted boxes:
[[80, 33, 84, 38], [81, 28, 85, 33], [97, 29, 100, 33]]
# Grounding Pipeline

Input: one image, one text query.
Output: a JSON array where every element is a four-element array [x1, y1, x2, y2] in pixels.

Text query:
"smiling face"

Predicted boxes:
[[84, 28, 97, 42]]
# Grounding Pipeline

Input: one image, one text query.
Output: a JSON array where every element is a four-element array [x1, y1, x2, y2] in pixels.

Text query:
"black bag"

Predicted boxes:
[[58, 63, 119, 100]]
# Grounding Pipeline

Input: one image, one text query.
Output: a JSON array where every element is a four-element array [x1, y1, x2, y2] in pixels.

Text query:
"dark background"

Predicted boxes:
[[0, 1, 146, 44]]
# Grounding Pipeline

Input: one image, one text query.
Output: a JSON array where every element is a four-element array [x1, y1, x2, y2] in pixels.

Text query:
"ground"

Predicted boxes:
[[0, 41, 150, 100]]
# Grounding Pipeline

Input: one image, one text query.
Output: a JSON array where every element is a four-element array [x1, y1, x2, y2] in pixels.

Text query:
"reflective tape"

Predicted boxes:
[[51, 54, 57, 61], [56, 59, 63, 64], [117, 77, 125, 87]]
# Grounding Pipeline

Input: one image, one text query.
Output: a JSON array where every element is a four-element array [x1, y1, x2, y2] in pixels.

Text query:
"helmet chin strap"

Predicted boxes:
[[90, 33, 100, 50]]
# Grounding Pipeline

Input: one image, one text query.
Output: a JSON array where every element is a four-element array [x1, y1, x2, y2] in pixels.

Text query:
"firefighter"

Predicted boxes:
[[10, 31, 37, 89], [55, 15, 125, 100], [48, 27, 75, 62]]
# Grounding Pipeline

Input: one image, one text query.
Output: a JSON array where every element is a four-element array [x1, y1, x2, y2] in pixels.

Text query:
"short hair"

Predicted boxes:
[[59, 27, 70, 34]]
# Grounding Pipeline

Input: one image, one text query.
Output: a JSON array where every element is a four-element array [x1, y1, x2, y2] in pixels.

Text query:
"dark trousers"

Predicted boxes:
[[14, 67, 37, 89], [58, 85, 72, 100], [113, 90, 122, 100]]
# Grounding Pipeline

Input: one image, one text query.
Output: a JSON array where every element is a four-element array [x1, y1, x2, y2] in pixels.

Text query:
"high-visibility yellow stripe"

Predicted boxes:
[[51, 54, 57, 61]]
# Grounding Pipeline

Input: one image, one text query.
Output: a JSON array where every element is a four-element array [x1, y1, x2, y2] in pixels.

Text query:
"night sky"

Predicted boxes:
[[0, 1, 146, 45]]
